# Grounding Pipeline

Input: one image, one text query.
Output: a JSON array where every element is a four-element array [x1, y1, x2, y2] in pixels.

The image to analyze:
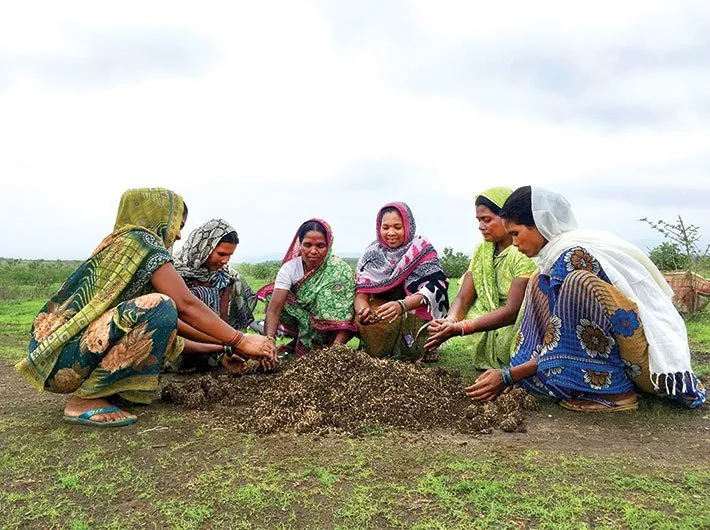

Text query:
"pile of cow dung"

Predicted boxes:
[[162, 344, 538, 435]]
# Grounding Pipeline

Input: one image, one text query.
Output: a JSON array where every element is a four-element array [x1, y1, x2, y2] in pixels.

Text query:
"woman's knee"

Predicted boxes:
[[133, 293, 178, 329]]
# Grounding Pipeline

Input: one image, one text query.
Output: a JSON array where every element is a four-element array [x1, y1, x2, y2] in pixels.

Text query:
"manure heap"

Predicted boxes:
[[163, 344, 538, 435]]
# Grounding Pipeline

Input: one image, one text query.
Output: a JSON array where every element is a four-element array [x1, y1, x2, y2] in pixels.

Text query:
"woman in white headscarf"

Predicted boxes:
[[467, 186, 705, 411]]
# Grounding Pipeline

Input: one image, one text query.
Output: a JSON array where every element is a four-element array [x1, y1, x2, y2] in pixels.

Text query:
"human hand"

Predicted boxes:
[[375, 301, 404, 323], [428, 319, 447, 334], [356, 306, 377, 325], [465, 369, 504, 402], [261, 336, 279, 370], [236, 334, 276, 359], [424, 320, 460, 352]]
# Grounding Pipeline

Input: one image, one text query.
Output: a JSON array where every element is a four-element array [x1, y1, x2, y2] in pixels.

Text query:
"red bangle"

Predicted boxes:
[[228, 331, 244, 348]]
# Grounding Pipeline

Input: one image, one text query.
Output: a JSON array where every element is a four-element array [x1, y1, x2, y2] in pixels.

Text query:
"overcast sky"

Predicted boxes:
[[1, 0, 709, 262]]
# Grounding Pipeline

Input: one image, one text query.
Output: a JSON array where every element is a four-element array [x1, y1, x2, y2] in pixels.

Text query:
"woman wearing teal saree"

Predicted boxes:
[[425, 187, 536, 368], [17, 188, 274, 427]]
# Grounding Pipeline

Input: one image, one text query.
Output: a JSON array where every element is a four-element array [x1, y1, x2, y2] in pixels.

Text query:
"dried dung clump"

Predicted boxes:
[[162, 344, 538, 435]]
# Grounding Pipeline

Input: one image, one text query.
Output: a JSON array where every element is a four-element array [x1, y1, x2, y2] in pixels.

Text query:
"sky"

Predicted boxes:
[[1, 0, 709, 262]]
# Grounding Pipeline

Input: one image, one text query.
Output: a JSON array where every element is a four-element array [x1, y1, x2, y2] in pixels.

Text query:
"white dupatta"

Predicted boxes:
[[531, 188, 696, 396]]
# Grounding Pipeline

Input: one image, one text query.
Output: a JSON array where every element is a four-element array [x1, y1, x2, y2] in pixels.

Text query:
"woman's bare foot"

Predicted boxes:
[[64, 395, 137, 423], [421, 351, 441, 363]]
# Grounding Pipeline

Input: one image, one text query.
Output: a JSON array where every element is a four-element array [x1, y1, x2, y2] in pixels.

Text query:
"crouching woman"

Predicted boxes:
[[16, 188, 274, 427]]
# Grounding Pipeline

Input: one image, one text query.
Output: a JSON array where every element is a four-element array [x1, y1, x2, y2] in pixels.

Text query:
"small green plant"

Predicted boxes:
[[641, 216, 710, 313], [648, 242, 689, 271], [439, 247, 470, 279], [640, 216, 709, 274]]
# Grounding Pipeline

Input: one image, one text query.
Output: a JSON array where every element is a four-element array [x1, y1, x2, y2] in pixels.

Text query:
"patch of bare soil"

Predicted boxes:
[[162, 345, 539, 435]]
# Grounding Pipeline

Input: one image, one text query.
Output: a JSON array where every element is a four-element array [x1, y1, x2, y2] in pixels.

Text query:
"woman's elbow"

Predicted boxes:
[[173, 292, 200, 316]]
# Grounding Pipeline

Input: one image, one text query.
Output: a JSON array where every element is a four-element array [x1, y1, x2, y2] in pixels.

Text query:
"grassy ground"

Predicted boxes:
[[1, 263, 709, 529]]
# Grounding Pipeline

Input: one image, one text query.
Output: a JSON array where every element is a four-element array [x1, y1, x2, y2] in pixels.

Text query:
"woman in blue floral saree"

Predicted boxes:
[[467, 186, 705, 411]]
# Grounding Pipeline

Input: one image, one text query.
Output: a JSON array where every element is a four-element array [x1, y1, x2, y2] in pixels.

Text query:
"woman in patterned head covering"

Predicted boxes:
[[175, 220, 255, 328], [172, 219, 257, 371], [16, 189, 275, 427], [354, 202, 449, 362], [425, 187, 536, 368]]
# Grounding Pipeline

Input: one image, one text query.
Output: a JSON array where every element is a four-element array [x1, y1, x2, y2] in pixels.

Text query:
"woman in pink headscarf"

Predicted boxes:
[[354, 202, 449, 361]]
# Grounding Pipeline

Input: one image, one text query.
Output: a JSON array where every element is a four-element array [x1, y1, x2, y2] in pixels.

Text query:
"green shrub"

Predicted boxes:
[[235, 261, 281, 281], [439, 247, 470, 279], [648, 242, 689, 271]]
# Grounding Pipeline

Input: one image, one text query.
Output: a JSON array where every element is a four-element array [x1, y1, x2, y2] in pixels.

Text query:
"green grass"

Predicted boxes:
[[1, 260, 709, 529], [1, 425, 708, 529], [686, 310, 710, 351]]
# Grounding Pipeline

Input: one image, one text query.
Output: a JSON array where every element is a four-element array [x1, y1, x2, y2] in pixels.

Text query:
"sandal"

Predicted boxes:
[[560, 392, 638, 413], [63, 406, 137, 427]]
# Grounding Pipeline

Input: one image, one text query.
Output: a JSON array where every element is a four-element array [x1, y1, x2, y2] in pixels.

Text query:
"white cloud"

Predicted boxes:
[[1, 0, 708, 261]]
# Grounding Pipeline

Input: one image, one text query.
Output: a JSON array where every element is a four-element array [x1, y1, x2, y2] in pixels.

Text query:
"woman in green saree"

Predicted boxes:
[[257, 219, 356, 358], [425, 187, 536, 368], [16, 188, 275, 427]]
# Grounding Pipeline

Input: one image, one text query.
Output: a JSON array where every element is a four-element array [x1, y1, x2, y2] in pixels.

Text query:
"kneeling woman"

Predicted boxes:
[[16, 189, 274, 427], [425, 187, 536, 368], [173, 219, 257, 370], [355, 202, 449, 361], [258, 219, 356, 357], [467, 186, 705, 410]]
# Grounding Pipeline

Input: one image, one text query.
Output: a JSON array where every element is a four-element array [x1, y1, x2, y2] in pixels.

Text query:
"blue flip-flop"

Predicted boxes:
[[63, 406, 137, 427]]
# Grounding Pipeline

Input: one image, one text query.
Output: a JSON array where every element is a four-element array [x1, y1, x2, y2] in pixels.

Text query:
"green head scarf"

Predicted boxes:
[[113, 188, 185, 249], [17, 188, 184, 390], [474, 186, 513, 212], [470, 187, 514, 312]]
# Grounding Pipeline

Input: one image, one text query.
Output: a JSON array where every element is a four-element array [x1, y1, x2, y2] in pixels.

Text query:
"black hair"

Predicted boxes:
[[297, 220, 327, 243], [219, 231, 239, 245], [379, 206, 400, 217], [499, 186, 536, 227], [182, 202, 188, 217], [474, 195, 501, 216]]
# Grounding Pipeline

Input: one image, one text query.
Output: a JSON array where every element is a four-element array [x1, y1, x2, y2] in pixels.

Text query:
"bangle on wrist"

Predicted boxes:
[[228, 331, 244, 348], [458, 321, 465, 336], [501, 366, 514, 386], [461, 320, 475, 335], [397, 299, 408, 314]]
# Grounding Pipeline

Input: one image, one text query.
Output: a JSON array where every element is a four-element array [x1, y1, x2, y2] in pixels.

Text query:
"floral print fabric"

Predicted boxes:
[[511, 246, 706, 407], [16, 188, 184, 391], [257, 219, 356, 357], [44, 294, 182, 403]]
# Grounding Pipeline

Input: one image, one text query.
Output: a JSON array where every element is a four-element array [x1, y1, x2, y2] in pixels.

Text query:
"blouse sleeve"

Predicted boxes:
[[274, 258, 303, 290], [274, 263, 293, 290]]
